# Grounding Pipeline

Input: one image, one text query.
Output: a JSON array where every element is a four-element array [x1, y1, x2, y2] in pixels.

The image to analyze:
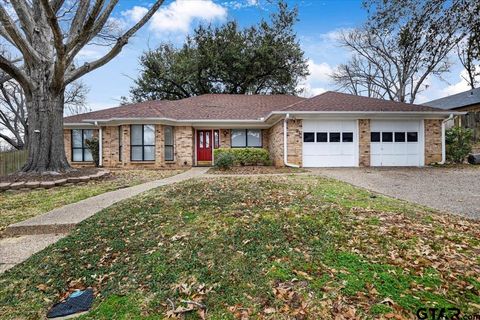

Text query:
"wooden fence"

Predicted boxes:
[[0, 149, 28, 176], [456, 111, 480, 142]]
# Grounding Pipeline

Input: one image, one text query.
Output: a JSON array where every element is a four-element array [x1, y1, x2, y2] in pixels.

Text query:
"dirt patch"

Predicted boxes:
[[207, 166, 308, 175], [0, 168, 100, 183]]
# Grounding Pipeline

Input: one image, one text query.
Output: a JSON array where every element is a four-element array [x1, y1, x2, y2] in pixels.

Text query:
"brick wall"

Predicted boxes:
[[286, 119, 302, 166], [219, 129, 231, 148], [267, 121, 284, 167], [102, 126, 121, 167], [424, 119, 443, 164], [266, 119, 302, 167], [173, 126, 194, 167], [358, 119, 370, 167]]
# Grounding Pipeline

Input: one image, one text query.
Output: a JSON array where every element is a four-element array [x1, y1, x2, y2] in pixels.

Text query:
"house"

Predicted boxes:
[[424, 88, 480, 144], [423, 87, 480, 112], [63, 91, 458, 168]]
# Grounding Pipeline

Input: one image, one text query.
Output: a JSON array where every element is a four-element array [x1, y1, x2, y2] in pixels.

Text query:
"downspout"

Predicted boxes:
[[95, 121, 103, 167], [283, 114, 300, 168], [440, 114, 453, 165]]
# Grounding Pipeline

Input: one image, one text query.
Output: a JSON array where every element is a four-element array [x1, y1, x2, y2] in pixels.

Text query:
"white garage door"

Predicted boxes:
[[302, 120, 358, 167], [370, 120, 424, 166]]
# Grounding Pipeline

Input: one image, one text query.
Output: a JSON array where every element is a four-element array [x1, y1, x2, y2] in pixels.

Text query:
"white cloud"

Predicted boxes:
[[307, 59, 333, 84], [149, 0, 227, 34], [297, 59, 333, 97], [223, 0, 259, 9], [122, 6, 149, 23], [442, 68, 480, 96]]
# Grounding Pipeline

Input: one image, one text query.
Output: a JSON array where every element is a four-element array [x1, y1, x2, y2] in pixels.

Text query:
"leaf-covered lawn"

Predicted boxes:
[[0, 169, 183, 233], [0, 176, 479, 319]]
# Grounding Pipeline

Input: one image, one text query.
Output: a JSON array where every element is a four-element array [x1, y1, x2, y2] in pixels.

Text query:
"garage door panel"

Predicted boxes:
[[302, 120, 358, 167], [370, 120, 423, 166]]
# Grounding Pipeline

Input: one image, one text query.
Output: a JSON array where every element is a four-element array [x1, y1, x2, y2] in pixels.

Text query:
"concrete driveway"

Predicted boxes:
[[312, 166, 480, 219]]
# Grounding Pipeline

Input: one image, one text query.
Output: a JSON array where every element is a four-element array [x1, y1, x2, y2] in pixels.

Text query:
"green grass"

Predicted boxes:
[[0, 169, 183, 233], [0, 175, 478, 319]]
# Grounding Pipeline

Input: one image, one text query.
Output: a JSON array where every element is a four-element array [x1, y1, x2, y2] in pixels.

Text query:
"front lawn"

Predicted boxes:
[[0, 169, 183, 233], [0, 176, 479, 319]]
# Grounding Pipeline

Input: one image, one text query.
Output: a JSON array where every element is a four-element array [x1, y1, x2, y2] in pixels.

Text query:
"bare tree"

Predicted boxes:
[[333, 19, 462, 103], [331, 55, 388, 99], [0, 0, 164, 172], [333, 0, 469, 103], [457, 36, 480, 89], [0, 78, 89, 150]]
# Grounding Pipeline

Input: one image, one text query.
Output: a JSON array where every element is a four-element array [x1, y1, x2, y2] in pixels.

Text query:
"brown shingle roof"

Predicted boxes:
[[282, 91, 445, 112], [64, 94, 305, 123], [64, 91, 447, 124]]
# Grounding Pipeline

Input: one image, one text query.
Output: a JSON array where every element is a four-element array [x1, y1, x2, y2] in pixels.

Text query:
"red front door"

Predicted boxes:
[[197, 130, 212, 162]]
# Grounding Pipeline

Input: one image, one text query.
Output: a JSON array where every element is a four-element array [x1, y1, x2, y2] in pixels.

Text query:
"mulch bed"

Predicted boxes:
[[207, 166, 309, 175], [0, 168, 101, 183]]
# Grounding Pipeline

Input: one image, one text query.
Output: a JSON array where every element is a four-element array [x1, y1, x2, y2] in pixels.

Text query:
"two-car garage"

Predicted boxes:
[[302, 119, 424, 167]]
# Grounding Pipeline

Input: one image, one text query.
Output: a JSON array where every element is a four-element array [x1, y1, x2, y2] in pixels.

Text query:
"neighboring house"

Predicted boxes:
[[63, 91, 458, 168], [423, 87, 480, 112], [424, 88, 480, 143]]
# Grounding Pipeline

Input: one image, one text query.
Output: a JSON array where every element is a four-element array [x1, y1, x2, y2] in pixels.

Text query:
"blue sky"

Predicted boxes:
[[79, 0, 472, 111]]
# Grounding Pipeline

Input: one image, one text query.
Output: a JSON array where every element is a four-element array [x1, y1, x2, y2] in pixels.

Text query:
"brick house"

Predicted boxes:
[[63, 91, 460, 168]]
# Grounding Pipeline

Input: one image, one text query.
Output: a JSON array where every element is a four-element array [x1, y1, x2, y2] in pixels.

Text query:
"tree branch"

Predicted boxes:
[[0, 55, 32, 94], [66, 0, 164, 84], [0, 4, 40, 63]]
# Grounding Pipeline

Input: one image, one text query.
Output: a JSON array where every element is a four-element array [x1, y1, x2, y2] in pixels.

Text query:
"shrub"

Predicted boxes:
[[445, 126, 473, 164], [214, 148, 271, 166], [214, 152, 235, 170], [85, 138, 100, 167]]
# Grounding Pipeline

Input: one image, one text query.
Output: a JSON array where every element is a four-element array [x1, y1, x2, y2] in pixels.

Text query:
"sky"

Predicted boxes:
[[78, 0, 475, 112]]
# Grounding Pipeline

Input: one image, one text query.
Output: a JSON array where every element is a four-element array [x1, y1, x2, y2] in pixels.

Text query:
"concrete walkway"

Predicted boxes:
[[0, 167, 208, 273]]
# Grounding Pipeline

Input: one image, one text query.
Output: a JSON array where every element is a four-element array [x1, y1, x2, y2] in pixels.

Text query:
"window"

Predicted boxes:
[[316, 132, 328, 142], [214, 130, 220, 149], [232, 129, 262, 147], [329, 132, 341, 142], [131, 125, 155, 161], [394, 132, 406, 142], [382, 132, 393, 142], [118, 126, 123, 161], [164, 126, 174, 161], [71, 129, 93, 162], [342, 132, 353, 142], [407, 132, 418, 142], [371, 132, 380, 142], [303, 132, 315, 142]]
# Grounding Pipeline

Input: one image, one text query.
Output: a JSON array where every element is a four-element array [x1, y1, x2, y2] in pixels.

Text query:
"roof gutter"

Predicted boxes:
[[284, 114, 299, 168]]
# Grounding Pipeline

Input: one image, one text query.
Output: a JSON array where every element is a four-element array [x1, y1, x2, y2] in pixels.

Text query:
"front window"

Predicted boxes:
[[231, 129, 262, 147], [71, 129, 93, 162], [118, 126, 123, 161], [131, 125, 155, 161], [164, 126, 174, 161]]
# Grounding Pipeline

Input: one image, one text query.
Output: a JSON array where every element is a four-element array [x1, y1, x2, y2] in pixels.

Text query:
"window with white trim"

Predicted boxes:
[[231, 129, 262, 147], [71, 129, 93, 162], [131, 125, 155, 161]]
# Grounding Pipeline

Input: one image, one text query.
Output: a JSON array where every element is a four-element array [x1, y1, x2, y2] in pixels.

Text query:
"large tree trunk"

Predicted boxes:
[[22, 86, 70, 172]]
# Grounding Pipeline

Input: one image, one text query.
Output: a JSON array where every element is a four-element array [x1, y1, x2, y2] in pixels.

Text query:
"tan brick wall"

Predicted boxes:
[[267, 121, 284, 167], [286, 119, 302, 166], [266, 119, 302, 167], [219, 129, 231, 148], [102, 126, 121, 167], [358, 119, 371, 167], [64, 129, 71, 163], [424, 119, 443, 165], [173, 126, 194, 167]]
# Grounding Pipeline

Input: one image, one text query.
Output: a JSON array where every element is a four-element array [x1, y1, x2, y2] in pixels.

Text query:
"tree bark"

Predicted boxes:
[[22, 85, 70, 172]]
